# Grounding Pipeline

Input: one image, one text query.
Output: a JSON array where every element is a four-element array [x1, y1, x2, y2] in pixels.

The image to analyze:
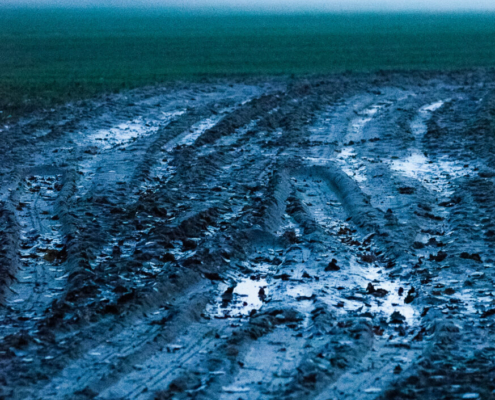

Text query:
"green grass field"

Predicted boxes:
[[2, 8, 495, 119]]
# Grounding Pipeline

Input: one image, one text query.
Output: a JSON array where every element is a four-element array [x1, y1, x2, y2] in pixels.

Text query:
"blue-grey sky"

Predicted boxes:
[[2, 0, 495, 11]]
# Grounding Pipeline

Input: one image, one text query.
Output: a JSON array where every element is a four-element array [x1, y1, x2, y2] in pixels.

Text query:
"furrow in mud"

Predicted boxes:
[[0, 202, 18, 303], [0, 168, 78, 339]]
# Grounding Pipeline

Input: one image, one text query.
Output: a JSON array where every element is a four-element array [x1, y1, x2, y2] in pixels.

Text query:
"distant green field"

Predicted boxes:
[[2, 8, 495, 119]]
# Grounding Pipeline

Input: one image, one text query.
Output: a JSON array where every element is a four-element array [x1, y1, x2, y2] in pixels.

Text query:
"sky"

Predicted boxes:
[[2, 0, 495, 12]]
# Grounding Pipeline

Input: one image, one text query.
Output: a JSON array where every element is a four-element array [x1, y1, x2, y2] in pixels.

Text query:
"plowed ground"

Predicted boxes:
[[1, 71, 495, 400]]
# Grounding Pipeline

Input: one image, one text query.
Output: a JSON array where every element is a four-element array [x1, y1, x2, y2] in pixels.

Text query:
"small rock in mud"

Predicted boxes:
[[478, 170, 495, 178], [367, 283, 388, 297], [42, 247, 67, 262], [325, 259, 340, 271], [204, 272, 222, 281], [161, 253, 176, 262], [429, 251, 448, 262], [16, 202, 27, 211], [373, 326, 384, 336], [404, 288, 416, 304], [399, 187, 415, 195], [303, 373, 318, 383], [481, 309, 495, 318], [361, 253, 377, 263], [84, 146, 98, 155], [390, 311, 406, 324], [460, 252, 482, 263], [221, 286, 235, 304], [427, 238, 445, 247], [283, 229, 299, 244], [274, 273, 291, 280], [415, 210, 443, 221], [338, 226, 354, 235], [296, 294, 316, 301]]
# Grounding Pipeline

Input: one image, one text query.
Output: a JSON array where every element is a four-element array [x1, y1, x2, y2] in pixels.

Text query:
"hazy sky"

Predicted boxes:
[[2, 0, 495, 12]]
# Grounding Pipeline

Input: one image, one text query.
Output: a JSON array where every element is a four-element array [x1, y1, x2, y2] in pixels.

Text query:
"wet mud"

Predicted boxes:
[[1, 71, 495, 399]]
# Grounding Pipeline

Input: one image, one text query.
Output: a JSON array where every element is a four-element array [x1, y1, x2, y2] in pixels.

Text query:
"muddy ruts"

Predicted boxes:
[[283, 303, 373, 400], [0, 202, 19, 303], [154, 308, 305, 400], [44, 98, 264, 323], [307, 165, 413, 259], [29, 154, 284, 399], [50, 92, 287, 320], [194, 93, 282, 147], [381, 78, 495, 400], [1, 73, 495, 400], [34, 89, 315, 398], [381, 310, 495, 400], [131, 100, 236, 187]]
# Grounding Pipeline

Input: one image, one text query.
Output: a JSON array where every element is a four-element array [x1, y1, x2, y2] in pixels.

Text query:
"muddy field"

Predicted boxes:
[[1, 71, 495, 399]]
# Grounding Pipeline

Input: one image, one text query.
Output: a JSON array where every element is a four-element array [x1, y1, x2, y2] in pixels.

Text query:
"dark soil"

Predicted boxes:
[[1, 71, 495, 400]]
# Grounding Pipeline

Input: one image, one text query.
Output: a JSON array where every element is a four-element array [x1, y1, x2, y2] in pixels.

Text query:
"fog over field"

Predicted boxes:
[[2, 0, 495, 11]]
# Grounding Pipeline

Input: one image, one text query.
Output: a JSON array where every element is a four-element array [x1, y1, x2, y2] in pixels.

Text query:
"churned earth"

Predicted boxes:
[[1, 71, 495, 400]]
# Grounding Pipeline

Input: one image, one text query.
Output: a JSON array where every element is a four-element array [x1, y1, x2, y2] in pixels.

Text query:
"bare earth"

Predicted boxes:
[[1, 71, 495, 400]]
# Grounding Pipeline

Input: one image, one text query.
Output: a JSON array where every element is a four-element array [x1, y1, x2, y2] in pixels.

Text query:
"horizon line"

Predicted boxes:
[[2, 5, 495, 14]]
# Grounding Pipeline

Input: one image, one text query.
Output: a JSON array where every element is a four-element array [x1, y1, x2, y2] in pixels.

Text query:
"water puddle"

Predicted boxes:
[[86, 110, 185, 150], [198, 120, 259, 157], [342, 258, 415, 322], [391, 151, 473, 197], [162, 114, 226, 153], [336, 147, 368, 183], [411, 100, 445, 138], [347, 102, 392, 142], [288, 173, 416, 324], [208, 276, 268, 318], [348, 105, 380, 139]]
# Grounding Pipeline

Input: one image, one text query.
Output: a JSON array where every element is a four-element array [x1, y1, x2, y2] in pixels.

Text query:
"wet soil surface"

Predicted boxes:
[[1, 71, 495, 400]]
